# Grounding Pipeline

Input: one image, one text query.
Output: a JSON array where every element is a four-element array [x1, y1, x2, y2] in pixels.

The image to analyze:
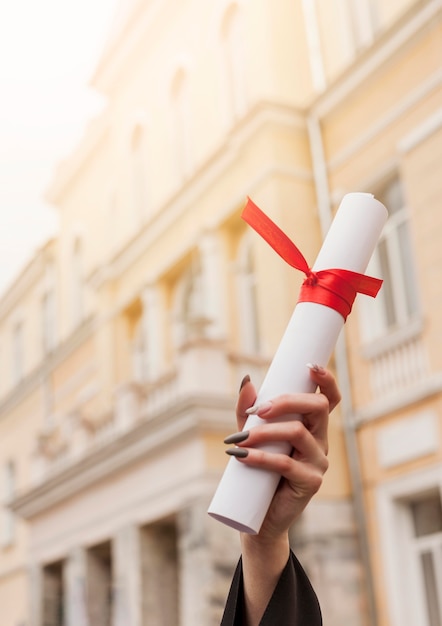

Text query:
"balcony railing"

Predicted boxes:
[[369, 333, 429, 398]]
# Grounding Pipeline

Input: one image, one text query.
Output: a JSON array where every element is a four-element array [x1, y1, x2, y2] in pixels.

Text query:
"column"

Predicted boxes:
[[177, 499, 213, 626], [28, 563, 44, 626], [140, 283, 164, 382], [139, 521, 179, 625], [198, 231, 225, 339], [64, 547, 89, 626], [112, 525, 142, 626]]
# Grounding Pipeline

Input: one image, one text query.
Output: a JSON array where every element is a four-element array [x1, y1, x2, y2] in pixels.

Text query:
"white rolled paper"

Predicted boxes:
[[208, 192, 388, 534]]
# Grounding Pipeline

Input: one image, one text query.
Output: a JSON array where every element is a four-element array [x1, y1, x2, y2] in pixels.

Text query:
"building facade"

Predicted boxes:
[[1, 1, 441, 625]]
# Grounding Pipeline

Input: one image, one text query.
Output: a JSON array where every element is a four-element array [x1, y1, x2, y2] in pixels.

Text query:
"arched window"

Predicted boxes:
[[71, 237, 84, 327], [173, 256, 206, 346], [170, 68, 193, 181], [220, 4, 246, 126], [236, 234, 260, 353], [42, 260, 57, 354], [12, 320, 24, 385], [131, 124, 148, 221], [132, 316, 147, 384]]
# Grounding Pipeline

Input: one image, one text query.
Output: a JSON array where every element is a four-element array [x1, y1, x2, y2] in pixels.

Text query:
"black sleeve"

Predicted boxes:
[[220, 550, 322, 626]]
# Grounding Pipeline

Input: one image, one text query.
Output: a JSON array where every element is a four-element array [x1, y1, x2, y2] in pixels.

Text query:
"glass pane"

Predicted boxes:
[[377, 239, 396, 327], [398, 221, 419, 318], [420, 551, 442, 626], [412, 494, 442, 537]]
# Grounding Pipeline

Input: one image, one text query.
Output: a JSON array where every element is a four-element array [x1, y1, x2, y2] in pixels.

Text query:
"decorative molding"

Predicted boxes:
[[89, 101, 309, 291], [312, 0, 442, 118], [328, 68, 442, 171], [10, 394, 233, 519], [377, 410, 439, 468], [360, 316, 424, 360], [355, 372, 442, 424], [0, 317, 95, 419], [398, 106, 442, 153]]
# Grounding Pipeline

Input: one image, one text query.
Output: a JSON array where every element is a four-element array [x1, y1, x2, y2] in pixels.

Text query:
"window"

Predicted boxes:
[[409, 493, 442, 626], [170, 68, 193, 181], [359, 176, 419, 341], [71, 237, 84, 327], [132, 320, 147, 384], [236, 235, 260, 353], [131, 124, 148, 222], [1, 461, 16, 547], [42, 290, 56, 354], [220, 4, 246, 125], [182, 257, 204, 327], [173, 256, 207, 346], [42, 261, 57, 354], [12, 321, 24, 384], [87, 541, 113, 625], [43, 561, 64, 626], [377, 470, 442, 626]]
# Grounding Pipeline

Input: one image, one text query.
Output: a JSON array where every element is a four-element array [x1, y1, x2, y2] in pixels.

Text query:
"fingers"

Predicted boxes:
[[233, 420, 329, 472], [236, 375, 257, 432], [225, 369, 339, 534], [232, 368, 340, 454], [226, 421, 329, 497], [308, 366, 341, 412], [246, 392, 330, 454]]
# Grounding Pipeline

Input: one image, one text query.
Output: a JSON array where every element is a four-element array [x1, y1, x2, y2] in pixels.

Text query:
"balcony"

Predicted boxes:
[[357, 321, 442, 422]]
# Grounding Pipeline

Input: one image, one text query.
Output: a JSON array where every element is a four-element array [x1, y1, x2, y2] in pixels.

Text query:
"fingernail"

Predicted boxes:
[[224, 430, 250, 444], [239, 374, 251, 392], [226, 448, 249, 458], [306, 363, 325, 374], [245, 401, 272, 416]]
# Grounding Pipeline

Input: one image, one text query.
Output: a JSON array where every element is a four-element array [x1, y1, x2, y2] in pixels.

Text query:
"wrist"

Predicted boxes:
[[240, 531, 290, 563]]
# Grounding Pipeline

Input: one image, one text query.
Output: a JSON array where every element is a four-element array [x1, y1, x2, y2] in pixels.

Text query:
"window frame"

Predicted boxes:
[[377, 466, 442, 626], [1, 460, 16, 548], [358, 176, 420, 345]]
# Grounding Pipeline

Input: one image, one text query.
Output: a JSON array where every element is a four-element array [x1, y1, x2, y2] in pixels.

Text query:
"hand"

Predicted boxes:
[[226, 366, 341, 541], [224, 367, 340, 625]]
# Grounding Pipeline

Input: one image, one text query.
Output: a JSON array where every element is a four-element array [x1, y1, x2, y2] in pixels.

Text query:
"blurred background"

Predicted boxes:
[[0, 1, 441, 625]]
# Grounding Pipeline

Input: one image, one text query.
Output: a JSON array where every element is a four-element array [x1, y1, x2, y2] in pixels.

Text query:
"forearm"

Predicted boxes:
[[240, 532, 290, 626]]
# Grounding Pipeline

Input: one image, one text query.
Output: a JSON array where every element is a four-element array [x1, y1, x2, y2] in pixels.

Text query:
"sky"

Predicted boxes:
[[0, 0, 120, 296]]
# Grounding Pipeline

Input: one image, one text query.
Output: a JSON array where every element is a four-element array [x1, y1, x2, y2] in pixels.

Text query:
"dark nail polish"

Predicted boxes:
[[226, 448, 249, 458], [239, 374, 250, 392], [224, 430, 250, 445]]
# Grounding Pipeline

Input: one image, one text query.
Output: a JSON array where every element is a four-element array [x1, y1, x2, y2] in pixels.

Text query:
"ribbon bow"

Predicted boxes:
[[242, 198, 382, 321]]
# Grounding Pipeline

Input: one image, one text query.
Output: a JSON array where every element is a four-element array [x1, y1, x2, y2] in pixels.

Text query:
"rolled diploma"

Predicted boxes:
[[208, 192, 388, 534]]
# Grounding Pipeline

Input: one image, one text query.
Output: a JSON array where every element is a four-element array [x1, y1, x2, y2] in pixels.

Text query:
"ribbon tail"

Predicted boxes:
[[242, 198, 310, 274], [335, 269, 383, 298]]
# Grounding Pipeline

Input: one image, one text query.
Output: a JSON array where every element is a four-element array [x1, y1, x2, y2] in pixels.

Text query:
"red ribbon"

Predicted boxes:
[[242, 198, 383, 321]]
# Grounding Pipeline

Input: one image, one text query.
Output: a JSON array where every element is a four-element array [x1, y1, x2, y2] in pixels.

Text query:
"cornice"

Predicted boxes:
[[91, 0, 163, 96], [310, 0, 442, 118], [327, 67, 442, 172], [0, 240, 56, 319], [89, 100, 309, 292], [45, 116, 111, 206], [0, 316, 95, 419], [10, 393, 233, 519]]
